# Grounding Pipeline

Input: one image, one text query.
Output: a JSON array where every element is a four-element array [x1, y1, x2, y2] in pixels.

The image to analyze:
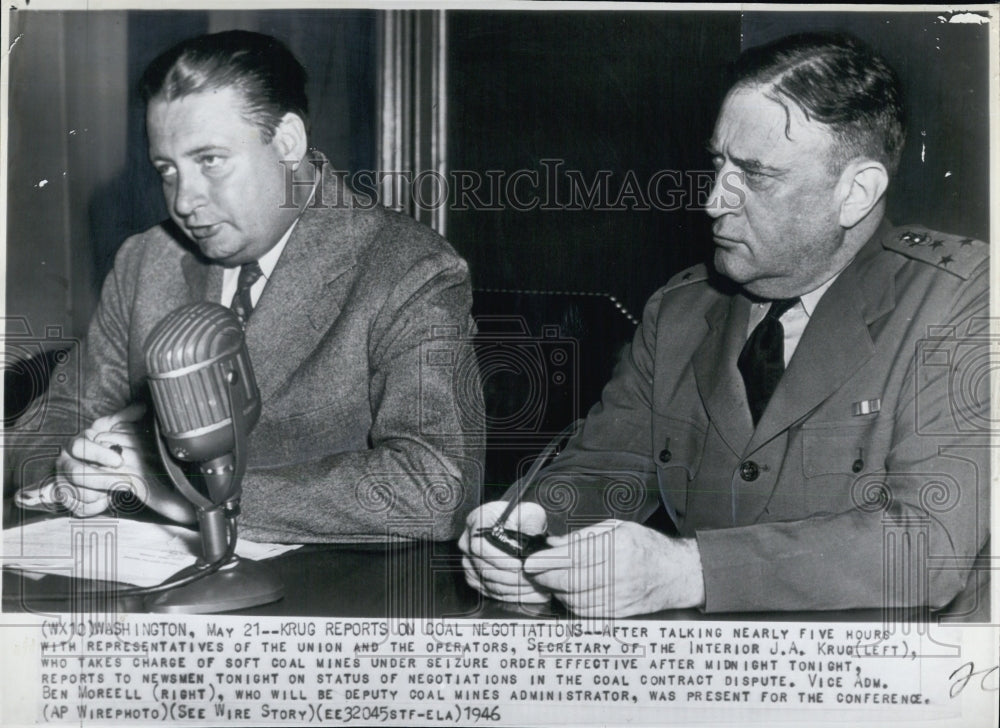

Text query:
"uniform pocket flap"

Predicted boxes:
[[801, 421, 871, 477]]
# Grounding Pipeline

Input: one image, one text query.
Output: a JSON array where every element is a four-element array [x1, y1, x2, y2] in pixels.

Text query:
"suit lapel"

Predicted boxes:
[[748, 236, 894, 451], [693, 294, 755, 455], [181, 247, 223, 304], [243, 169, 375, 402]]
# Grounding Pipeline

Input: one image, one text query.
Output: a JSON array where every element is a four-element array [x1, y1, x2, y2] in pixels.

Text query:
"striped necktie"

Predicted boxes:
[[230, 261, 264, 323]]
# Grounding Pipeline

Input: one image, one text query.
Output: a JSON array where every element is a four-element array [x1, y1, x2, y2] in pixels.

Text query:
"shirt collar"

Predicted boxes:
[[746, 269, 842, 327], [799, 272, 840, 318], [255, 219, 297, 281]]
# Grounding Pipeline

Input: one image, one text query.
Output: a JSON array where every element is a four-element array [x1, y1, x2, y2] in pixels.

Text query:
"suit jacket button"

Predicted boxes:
[[852, 459, 864, 473], [739, 461, 759, 482], [658, 448, 672, 463]]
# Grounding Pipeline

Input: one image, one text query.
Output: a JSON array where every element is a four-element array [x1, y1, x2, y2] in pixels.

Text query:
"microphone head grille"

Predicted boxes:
[[144, 302, 244, 375], [143, 302, 260, 459]]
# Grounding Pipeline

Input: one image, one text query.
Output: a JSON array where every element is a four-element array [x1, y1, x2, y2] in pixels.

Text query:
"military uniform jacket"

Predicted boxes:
[[531, 221, 989, 612], [6, 157, 484, 543]]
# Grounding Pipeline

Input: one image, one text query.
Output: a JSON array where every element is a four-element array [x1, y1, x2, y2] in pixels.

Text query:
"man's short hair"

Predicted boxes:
[[734, 32, 906, 175], [139, 30, 309, 142]]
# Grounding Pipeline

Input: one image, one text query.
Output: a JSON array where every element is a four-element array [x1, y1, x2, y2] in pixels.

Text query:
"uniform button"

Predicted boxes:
[[739, 461, 759, 482], [852, 459, 864, 473], [658, 448, 672, 463]]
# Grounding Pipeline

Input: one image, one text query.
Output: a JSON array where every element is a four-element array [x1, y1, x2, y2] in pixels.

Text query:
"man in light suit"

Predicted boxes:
[[6, 31, 483, 543], [461, 32, 989, 614]]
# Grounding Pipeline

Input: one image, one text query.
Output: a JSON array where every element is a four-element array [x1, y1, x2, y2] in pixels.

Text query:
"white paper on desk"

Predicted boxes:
[[2, 517, 300, 587]]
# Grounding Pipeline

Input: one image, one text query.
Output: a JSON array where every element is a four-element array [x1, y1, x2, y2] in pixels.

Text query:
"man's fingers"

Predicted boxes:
[[67, 438, 124, 469], [464, 501, 548, 534], [463, 502, 550, 570], [522, 543, 571, 574], [461, 501, 556, 605], [93, 431, 144, 455], [105, 402, 147, 426], [462, 556, 550, 604], [463, 555, 518, 594], [464, 500, 511, 529], [462, 559, 486, 592], [526, 564, 569, 595], [465, 534, 535, 573], [471, 561, 529, 588], [49, 470, 121, 499], [504, 502, 547, 535], [457, 527, 472, 554], [44, 479, 111, 517], [527, 547, 612, 572], [544, 520, 620, 545], [88, 403, 147, 439], [55, 453, 149, 503], [68, 495, 114, 518], [525, 524, 619, 575], [523, 543, 618, 598], [463, 570, 537, 602], [489, 585, 551, 604]]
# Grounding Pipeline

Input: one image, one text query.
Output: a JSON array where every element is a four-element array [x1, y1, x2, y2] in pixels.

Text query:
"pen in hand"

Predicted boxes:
[[475, 420, 581, 560]]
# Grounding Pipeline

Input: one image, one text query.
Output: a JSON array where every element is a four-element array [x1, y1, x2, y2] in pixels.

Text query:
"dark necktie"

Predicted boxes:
[[738, 298, 799, 425], [230, 261, 264, 323]]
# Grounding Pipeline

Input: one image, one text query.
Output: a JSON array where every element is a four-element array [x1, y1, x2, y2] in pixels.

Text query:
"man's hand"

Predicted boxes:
[[458, 501, 551, 604], [48, 403, 195, 524], [524, 520, 705, 617]]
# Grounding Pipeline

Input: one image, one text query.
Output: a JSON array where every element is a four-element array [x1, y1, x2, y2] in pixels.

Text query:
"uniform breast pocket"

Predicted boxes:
[[800, 420, 875, 480]]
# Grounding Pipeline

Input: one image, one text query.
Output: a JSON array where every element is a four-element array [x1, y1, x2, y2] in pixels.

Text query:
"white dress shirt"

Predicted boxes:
[[220, 223, 297, 310]]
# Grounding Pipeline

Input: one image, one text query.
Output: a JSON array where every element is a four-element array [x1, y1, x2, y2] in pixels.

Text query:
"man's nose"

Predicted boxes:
[[171, 173, 206, 218], [704, 167, 745, 219]]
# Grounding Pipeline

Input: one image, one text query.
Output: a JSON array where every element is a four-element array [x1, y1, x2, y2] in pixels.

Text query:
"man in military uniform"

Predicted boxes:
[[460, 32, 989, 615]]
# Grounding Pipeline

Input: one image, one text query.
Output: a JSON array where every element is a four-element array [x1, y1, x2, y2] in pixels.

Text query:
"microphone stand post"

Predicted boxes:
[[143, 506, 284, 614]]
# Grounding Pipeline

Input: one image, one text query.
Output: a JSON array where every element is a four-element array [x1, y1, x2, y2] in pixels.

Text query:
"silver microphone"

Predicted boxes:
[[145, 301, 260, 506], [141, 301, 281, 613]]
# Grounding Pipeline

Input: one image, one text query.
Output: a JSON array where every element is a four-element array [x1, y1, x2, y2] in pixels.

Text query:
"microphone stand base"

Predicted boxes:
[[144, 557, 284, 614]]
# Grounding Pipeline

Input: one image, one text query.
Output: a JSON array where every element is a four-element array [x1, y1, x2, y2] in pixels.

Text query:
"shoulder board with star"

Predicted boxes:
[[662, 264, 709, 292], [882, 225, 988, 279]]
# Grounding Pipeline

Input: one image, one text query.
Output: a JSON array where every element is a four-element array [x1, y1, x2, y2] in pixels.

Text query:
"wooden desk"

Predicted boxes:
[[6, 505, 971, 621], [4, 538, 894, 622]]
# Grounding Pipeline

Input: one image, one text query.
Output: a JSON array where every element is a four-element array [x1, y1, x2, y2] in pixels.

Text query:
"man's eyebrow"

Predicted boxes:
[[731, 154, 777, 173], [148, 145, 226, 162], [184, 145, 228, 157], [705, 140, 783, 175], [712, 150, 780, 174]]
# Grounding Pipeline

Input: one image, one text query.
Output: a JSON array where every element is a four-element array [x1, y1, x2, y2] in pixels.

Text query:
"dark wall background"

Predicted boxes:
[[446, 11, 738, 318]]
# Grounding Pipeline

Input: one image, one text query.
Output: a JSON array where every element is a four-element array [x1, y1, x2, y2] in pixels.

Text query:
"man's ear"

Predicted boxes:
[[272, 112, 309, 164], [838, 160, 889, 228]]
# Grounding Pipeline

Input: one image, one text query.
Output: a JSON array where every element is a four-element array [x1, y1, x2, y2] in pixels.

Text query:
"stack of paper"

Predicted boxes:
[[2, 517, 300, 587]]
